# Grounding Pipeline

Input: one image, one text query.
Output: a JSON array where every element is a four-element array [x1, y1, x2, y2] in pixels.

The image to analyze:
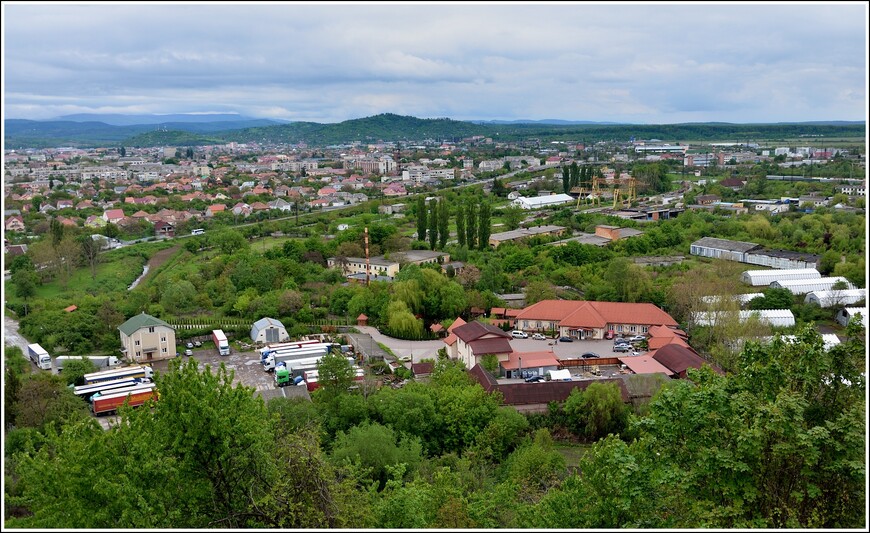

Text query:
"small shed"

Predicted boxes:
[[357, 314, 368, 327], [836, 307, 867, 328], [250, 317, 289, 344]]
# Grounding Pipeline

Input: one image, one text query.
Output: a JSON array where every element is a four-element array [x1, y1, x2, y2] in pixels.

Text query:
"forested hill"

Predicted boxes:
[[4, 113, 866, 148]]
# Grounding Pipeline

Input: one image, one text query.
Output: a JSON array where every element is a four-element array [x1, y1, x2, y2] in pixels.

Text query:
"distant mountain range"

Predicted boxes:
[[3, 112, 865, 149], [469, 119, 623, 125], [49, 113, 291, 126]]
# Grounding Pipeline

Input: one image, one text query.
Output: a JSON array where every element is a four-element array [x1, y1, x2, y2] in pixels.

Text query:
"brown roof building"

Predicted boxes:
[[450, 321, 512, 370], [515, 300, 678, 340]]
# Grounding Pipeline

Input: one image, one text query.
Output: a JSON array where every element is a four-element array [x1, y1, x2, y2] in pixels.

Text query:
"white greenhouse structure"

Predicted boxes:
[[769, 277, 855, 295], [692, 309, 795, 328], [804, 289, 866, 308], [700, 293, 764, 306], [512, 193, 575, 210], [836, 307, 867, 328], [740, 268, 820, 287], [767, 333, 842, 352]]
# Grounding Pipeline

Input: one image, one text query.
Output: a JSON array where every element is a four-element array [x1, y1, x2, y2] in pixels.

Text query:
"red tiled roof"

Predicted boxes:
[[430, 323, 444, 333], [651, 344, 708, 376], [502, 350, 559, 370], [411, 362, 434, 375], [490, 307, 506, 316], [447, 317, 467, 332], [517, 300, 678, 328], [648, 335, 690, 350]]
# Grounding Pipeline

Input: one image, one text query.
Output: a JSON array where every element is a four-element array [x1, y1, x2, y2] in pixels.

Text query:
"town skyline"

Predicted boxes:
[[3, 2, 868, 125]]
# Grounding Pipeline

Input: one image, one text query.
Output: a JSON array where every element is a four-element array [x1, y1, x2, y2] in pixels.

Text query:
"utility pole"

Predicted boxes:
[[364, 226, 370, 287]]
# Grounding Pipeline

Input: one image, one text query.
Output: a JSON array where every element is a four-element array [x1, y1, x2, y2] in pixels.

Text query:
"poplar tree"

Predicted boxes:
[[438, 198, 449, 249], [428, 198, 438, 250], [456, 203, 466, 248], [465, 200, 477, 250], [562, 165, 570, 194], [416, 196, 427, 242], [477, 201, 491, 251]]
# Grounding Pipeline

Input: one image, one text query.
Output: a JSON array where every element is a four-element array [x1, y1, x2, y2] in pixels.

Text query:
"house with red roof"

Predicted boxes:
[[5, 215, 25, 232], [514, 300, 678, 340], [500, 350, 560, 379], [383, 183, 407, 197], [650, 344, 720, 379], [450, 321, 513, 370], [442, 317, 468, 353], [206, 204, 226, 217], [103, 209, 125, 224]]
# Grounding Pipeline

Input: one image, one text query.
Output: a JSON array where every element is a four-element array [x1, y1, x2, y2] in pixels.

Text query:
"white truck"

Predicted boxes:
[[212, 329, 230, 356], [27, 343, 52, 371], [55, 355, 122, 371], [83, 365, 154, 385], [261, 346, 331, 372]]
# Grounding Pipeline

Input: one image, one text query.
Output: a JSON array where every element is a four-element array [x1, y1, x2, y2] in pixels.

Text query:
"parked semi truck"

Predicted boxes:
[[259, 342, 334, 362], [212, 329, 230, 356], [74, 376, 151, 401], [83, 365, 154, 385], [256, 339, 322, 357], [27, 343, 52, 371], [91, 383, 158, 416], [261, 346, 332, 371], [55, 355, 122, 371]]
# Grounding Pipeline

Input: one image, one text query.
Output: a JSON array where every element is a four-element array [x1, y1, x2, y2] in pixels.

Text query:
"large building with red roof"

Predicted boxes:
[[513, 300, 678, 340], [450, 321, 513, 370]]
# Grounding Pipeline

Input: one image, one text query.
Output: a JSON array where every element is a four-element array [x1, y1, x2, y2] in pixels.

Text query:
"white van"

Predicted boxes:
[[511, 330, 528, 339], [191, 228, 205, 236]]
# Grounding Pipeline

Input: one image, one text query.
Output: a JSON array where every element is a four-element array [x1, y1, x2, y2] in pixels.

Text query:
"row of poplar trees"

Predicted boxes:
[[416, 196, 491, 251], [561, 162, 598, 193]]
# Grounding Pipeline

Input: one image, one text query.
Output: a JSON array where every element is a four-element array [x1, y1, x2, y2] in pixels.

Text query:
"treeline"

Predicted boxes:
[[4, 323, 865, 528]]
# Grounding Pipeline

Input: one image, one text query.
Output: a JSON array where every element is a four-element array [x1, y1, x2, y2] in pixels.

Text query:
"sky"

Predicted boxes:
[[2, 1, 868, 124]]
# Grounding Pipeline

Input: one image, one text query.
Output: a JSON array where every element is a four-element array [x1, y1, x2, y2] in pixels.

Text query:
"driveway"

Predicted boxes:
[[354, 325, 445, 363], [4, 315, 32, 354]]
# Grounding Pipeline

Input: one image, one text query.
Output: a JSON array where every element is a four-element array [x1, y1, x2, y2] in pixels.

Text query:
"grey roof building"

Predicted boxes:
[[250, 317, 289, 344]]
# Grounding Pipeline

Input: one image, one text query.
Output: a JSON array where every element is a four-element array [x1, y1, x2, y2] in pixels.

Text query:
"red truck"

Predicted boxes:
[[91, 384, 158, 416]]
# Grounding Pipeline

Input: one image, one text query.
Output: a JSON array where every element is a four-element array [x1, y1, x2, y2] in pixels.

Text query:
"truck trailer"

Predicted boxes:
[[74, 377, 151, 401], [91, 384, 158, 416], [212, 329, 230, 356], [27, 343, 52, 371], [55, 355, 122, 371], [84, 365, 154, 385], [256, 339, 322, 357], [259, 342, 334, 362], [261, 347, 332, 371]]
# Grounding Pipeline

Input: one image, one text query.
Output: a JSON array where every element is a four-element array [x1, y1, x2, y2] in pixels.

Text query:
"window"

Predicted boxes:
[[148, 327, 155, 333], [162, 347, 167, 353], [630, 326, 636, 332], [161, 336, 166, 342], [617, 325, 624, 332], [135, 340, 140, 346], [641, 326, 648, 333], [136, 351, 141, 357]]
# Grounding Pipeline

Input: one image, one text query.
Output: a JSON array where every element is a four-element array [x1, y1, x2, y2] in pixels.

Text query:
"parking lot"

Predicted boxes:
[[507, 336, 644, 360]]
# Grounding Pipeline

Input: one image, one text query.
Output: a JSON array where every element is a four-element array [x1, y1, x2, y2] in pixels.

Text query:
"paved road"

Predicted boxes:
[[4, 314, 31, 354], [354, 325, 445, 363]]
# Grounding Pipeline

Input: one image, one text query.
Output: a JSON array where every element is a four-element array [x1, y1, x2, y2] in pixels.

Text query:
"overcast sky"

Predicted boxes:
[[3, 2, 867, 124]]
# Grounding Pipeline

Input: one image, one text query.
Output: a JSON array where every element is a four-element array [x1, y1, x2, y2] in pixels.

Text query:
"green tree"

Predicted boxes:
[[11, 268, 39, 315], [438, 198, 449, 249], [416, 196, 427, 242], [465, 201, 477, 249], [160, 279, 198, 314], [569, 161, 579, 190], [315, 350, 355, 398], [455, 203, 467, 248], [79, 234, 103, 280], [428, 198, 438, 250], [563, 382, 628, 440], [60, 357, 98, 386], [562, 165, 570, 194], [477, 201, 491, 251], [501, 205, 525, 231], [330, 421, 423, 489]]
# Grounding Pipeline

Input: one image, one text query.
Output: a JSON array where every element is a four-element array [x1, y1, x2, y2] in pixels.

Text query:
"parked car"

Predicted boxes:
[[613, 344, 633, 353], [184, 349, 193, 356], [186, 342, 194, 349], [558, 336, 574, 343], [604, 329, 615, 339], [524, 375, 545, 383], [193, 340, 202, 347], [629, 335, 647, 343], [580, 352, 600, 359], [532, 333, 546, 340], [511, 330, 529, 339]]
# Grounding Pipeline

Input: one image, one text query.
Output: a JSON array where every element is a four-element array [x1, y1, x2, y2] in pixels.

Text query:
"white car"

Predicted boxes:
[[511, 330, 529, 339], [532, 333, 546, 340]]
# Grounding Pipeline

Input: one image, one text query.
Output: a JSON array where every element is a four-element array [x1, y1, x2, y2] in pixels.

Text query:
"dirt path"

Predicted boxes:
[[136, 245, 181, 287]]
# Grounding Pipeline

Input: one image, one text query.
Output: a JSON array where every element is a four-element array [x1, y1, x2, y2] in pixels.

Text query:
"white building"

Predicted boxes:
[[692, 309, 796, 328], [740, 268, 821, 287], [804, 289, 866, 308], [770, 277, 856, 296], [700, 293, 764, 306], [250, 317, 289, 344], [512, 193, 574, 210]]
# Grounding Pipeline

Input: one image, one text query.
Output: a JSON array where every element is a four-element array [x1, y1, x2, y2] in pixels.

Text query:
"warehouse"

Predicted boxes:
[[740, 268, 821, 286], [804, 289, 866, 308], [511, 193, 574, 210], [770, 277, 856, 295], [692, 309, 796, 328], [689, 237, 760, 262]]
